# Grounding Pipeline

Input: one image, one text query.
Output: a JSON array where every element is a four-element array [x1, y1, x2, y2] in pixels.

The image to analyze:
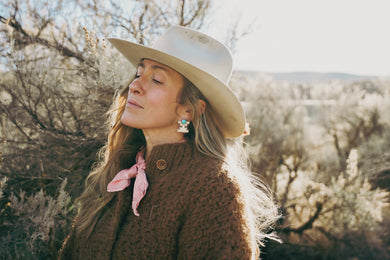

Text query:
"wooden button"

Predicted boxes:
[[156, 159, 167, 170]]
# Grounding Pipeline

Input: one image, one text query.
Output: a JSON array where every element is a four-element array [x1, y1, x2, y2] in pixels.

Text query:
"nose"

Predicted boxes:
[[129, 77, 144, 96]]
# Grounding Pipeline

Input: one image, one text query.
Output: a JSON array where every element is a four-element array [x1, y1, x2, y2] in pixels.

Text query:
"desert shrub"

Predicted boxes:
[[0, 178, 75, 259], [0, 0, 256, 258], [230, 74, 390, 259], [1, 0, 390, 258]]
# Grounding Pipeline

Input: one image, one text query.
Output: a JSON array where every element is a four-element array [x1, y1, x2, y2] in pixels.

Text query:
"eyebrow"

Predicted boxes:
[[138, 60, 169, 74]]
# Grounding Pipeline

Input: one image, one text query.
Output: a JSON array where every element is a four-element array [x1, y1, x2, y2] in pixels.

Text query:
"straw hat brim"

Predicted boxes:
[[108, 38, 245, 138]]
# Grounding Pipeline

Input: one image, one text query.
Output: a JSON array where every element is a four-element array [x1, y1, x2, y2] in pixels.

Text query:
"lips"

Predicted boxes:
[[127, 99, 144, 109]]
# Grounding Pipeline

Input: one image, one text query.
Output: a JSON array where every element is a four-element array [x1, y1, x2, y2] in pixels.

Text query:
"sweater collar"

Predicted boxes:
[[145, 140, 195, 178]]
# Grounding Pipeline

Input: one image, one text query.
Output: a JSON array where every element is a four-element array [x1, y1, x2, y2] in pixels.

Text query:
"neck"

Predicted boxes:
[[142, 129, 185, 160]]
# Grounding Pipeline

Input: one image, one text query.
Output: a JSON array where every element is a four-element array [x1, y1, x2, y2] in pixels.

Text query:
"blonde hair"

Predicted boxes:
[[181, 78, 280, 248], [75, 75, 279, 250], [74, 81, 144, 236]]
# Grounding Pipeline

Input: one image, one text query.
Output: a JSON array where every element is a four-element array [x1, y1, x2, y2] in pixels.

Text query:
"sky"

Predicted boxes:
[[211, 0, 390, 76]]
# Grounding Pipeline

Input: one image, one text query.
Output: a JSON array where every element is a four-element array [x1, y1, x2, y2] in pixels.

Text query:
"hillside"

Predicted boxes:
[[234, 70, 377, 83]]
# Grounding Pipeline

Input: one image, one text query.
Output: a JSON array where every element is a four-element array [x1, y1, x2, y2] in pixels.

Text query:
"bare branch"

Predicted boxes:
[[280, 202, 323, 234]]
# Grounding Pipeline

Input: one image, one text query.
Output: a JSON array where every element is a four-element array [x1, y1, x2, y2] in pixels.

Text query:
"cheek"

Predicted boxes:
[[149, 95, 181, 124], [148, 90, 178, 110]]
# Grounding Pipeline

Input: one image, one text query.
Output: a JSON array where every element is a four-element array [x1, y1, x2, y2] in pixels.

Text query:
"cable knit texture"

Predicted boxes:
[[59, 141, 255, 259]]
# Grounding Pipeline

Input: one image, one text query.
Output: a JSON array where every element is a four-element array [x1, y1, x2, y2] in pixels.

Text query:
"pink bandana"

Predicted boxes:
[[107, 148, 148, 216]]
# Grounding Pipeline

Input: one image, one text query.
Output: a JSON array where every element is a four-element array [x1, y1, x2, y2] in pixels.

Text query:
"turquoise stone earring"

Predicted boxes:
[[177, 119, 190, 133]]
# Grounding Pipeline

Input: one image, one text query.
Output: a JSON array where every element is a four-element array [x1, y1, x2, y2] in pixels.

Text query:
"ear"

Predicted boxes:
[[176, 104, 192, 121], [198, 99, 206, 116], [176, 100, 206, 121]]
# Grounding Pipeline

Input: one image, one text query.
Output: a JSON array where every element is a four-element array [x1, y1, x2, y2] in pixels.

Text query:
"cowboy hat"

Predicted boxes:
[[108, 25, 245, 138]]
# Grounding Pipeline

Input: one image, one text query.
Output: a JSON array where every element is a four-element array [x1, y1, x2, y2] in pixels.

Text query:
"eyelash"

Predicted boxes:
[[135, 75, 163, 85]]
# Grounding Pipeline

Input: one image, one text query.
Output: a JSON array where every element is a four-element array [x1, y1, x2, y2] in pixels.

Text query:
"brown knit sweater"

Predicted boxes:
[[59, 141, 257, 259]]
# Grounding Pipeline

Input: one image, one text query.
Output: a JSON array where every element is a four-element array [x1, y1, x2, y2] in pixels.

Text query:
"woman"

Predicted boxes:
[[59, 26, 278, 259]]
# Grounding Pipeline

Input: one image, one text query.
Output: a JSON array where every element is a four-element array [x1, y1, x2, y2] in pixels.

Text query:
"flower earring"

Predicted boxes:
[[177, 119, 190, 133]]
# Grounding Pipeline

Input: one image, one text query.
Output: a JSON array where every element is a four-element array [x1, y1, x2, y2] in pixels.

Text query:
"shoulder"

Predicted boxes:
[[184, 150, 243, 204], [157, 141, 244, 203]]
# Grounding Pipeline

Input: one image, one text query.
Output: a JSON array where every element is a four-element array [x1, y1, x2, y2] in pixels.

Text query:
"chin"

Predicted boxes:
[[121, 113, 136, 128]]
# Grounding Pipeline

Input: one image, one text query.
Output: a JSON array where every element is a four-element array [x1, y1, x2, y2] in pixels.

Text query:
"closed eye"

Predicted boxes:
[[153, 79, 163, 84]]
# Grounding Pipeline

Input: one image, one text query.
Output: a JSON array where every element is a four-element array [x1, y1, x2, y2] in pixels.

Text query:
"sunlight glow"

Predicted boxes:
[[212, 0, 390, 76]]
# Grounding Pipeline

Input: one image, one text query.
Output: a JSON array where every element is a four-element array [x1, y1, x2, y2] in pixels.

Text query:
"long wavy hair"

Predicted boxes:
[[74, 75, 279, 249]]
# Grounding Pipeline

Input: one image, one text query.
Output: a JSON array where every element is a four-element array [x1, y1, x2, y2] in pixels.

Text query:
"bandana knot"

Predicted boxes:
[[107, 148, 148, 216]]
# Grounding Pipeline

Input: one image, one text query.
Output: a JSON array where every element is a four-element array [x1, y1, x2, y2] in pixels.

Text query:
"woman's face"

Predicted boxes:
[[121, 59, 186, 133]]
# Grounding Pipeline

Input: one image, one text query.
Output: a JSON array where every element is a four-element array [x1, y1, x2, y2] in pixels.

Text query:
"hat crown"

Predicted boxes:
[[151, 26, 233, 83]]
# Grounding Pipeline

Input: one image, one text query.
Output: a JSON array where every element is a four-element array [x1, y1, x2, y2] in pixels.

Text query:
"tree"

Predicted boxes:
[[0, 0, 254, 258]]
